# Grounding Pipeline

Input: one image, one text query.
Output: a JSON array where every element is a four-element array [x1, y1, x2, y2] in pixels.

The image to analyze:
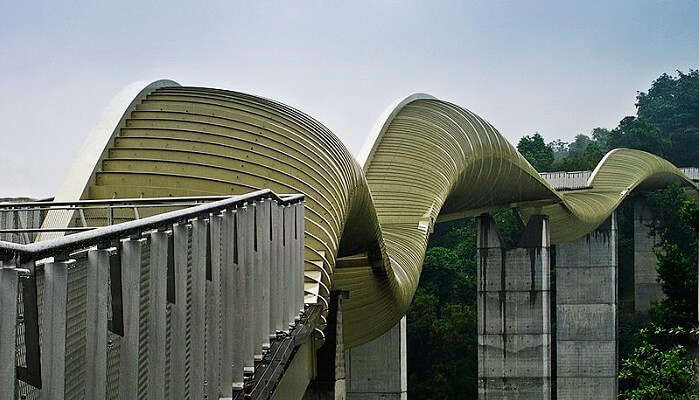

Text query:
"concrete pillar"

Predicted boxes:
[[345, 317, 407, 400], [304, 291, 348, 400], [634, 198, 664, 312], [555, 214, 618, 399], [477, 214, 552, 399]]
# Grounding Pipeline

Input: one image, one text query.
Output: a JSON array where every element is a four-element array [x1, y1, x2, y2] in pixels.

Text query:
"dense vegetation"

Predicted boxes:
[[406, 70, 699, 399]]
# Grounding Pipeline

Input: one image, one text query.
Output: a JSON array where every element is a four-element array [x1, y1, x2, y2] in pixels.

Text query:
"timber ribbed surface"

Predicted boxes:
[[75, 82, 695, 347]]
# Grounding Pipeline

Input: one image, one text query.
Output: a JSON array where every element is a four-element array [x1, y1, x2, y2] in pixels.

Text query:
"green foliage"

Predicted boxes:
[[544, 70, 699, 170], [680, 199, 699, 231], [407, 289, 478, 399], [652, 243, 697, 331], [619, 326, 698, 400], [642, 184, 698, 336], [591, 127, 612, 152], [517, 133, 554, 171], [408, 217, 478, 399], [419, 246, 476, 305], [549, 139, 569, 160], [645, 184, 697, 256], [550, 135, 605, 171], [620, 187, 699, 398], [607, 116, 671, 158], [492, 208, 524, 249], [636, 70, 699, 166]]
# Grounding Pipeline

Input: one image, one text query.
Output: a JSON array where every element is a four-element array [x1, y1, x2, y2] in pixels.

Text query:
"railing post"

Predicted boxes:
[[296, 202, 305, 318], [229, 209, 245, 391], [221, 210, 234, 395], [279, 205, 288, 334], [8, 209, 15, 243], [207, 213, 223, 398], [0, 210, 5, 242], [86, 248, 110, 400], [17, 210, 30, 244], [284, 205, 294, 329], [0, 268, 20, 400], [257, 199, 272, 352], [238, 204, 256, 374], [270, 201, 282, 337], [169, 223, 188, 399], [191, 218, 207, 400], [251, 201, 263, 361], [148, 231, 168, 400], [119, 238, 142, 399], [41, 260, 71, 400]]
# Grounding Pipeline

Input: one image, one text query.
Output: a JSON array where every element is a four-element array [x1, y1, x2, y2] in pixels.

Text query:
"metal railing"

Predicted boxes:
[[539, 170, 592, 190], [0, 190, 309, 400], [0, 195, 239, 244]]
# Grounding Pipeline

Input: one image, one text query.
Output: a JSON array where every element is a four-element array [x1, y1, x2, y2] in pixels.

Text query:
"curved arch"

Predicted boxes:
[[57, 80, 696, 347]]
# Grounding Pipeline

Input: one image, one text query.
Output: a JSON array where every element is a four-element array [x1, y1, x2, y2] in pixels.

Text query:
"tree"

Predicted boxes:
[[607, 116, 671, 158], [591, 127, 612, 153], [652, 244, 697, 331], [517, 133, 554, 171], [549, 139, 569, 161], [619, 326, 698, 400], [636, 70, 699, 166], [408, 217, 479, 400], [644, 185, 698, 332], [567, 134, 593, 156], [550, 136, 605, 171], [619, 187, 699, 398]]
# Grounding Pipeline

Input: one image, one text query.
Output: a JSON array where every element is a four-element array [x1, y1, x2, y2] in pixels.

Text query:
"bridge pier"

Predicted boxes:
[[344, 317, 407, 400], [304, 291, 348, 400], [477, 214, 552, 399], [633, 198, 664, 312], [555, 213, 618, 399]]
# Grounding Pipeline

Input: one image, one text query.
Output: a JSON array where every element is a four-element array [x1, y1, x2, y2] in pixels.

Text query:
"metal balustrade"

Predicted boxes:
[[0, 195, 239, 243], [0, 190, 309, 400]]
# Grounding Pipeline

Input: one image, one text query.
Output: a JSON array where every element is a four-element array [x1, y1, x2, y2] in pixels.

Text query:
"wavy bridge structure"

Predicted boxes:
[[5, 79, 696, 399]]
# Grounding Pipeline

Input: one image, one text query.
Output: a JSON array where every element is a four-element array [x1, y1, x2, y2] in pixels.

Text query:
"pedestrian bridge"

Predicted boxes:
[[0, 80, 696, 399]]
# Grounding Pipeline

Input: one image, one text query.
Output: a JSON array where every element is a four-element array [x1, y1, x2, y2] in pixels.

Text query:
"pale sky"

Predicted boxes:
[[1, 0, 697, 197]]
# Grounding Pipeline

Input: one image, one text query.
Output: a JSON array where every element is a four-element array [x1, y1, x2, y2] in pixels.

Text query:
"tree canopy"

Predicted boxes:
[[516, 133, 554, 171], [529, 70, 699, 172]]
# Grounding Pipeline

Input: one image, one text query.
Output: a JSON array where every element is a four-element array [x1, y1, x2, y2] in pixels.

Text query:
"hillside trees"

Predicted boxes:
[[516, 133, 554, 171]]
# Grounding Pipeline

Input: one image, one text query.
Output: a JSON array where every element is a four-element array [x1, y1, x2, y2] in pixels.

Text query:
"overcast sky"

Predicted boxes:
[[1, 0, 697, 197]]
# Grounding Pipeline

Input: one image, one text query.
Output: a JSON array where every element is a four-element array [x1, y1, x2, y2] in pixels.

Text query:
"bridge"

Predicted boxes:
[[0, 80, 696, 399]]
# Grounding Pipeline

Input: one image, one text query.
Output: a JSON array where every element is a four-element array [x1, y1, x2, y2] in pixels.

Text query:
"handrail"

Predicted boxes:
[[0, 190, 304, 263], [0, 188, 306, 393], [0, 195, 233, 208]]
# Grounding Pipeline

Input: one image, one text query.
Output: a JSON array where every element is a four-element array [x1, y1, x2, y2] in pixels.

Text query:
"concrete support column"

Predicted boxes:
[[555, 214, 618, 399], [304, 291, 348, 400], [345, 316, 407, 400], [477, 214, 552, 399], [634, 198, 664, 312]]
